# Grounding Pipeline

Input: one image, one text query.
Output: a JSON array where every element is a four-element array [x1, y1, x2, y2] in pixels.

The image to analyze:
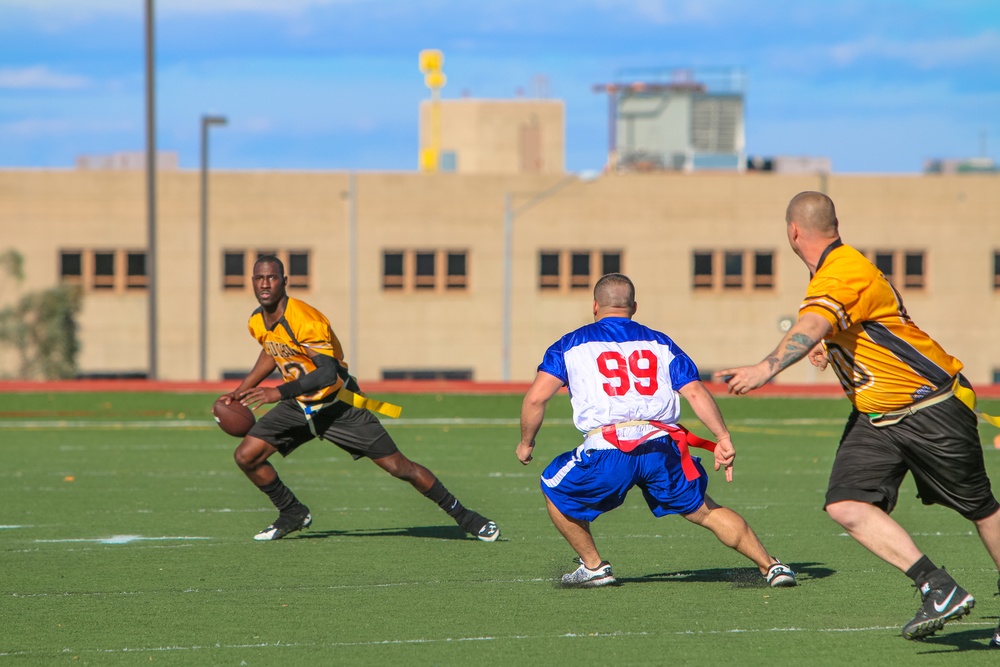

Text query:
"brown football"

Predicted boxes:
[[212, 398, 256, 437]]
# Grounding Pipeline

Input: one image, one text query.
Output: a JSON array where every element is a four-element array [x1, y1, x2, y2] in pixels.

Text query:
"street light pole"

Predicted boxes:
[[501, 174, 588, 382], [502, 192, 514, 383], [199, 114, 228, 382], [145, 0, 157, 380]]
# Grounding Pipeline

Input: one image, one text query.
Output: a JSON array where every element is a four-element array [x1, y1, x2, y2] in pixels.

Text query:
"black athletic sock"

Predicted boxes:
[[259, 477, 301, 513], [422, 479, 488, 532], [905, 555, 938, 584], [422, 479, 465, 518]]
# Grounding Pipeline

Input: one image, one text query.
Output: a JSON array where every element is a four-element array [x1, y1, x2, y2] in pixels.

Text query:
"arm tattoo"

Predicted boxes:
[[774, 333, 818, 371], [765, 355, 780, 373]]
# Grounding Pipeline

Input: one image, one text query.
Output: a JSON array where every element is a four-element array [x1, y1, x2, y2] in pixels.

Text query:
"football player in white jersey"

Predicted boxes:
[[516, 273, 796, 588]]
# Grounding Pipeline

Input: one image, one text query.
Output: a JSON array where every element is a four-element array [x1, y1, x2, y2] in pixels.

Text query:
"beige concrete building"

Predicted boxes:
[[1, 166, 998, 385], [419, 99, 565, 174]]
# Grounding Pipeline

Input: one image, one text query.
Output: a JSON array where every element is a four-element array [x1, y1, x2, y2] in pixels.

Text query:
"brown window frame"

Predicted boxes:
[[692, 249, 775, 293], [381, 249, 469, 293], [92, 250, 116, 290], [59, 250, 84, 286], [538, 249, 624, 293], [125, 251, 148, 289]]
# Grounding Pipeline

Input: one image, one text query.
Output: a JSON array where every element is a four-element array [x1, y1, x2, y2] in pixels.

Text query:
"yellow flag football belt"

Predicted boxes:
[[296, 388, 402, 439], [868, 378, 1000, 430], [954, 383, 1000, 429], [334, 386, 403, 419]]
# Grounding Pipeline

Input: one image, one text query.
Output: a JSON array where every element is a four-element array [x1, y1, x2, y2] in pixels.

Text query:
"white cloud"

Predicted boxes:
[[0, 66, 89, 90], [592, 0, 737, 25], [0, 118, 133, 139], [242, 116, 273, 134], [829, 29, 1000, 69]]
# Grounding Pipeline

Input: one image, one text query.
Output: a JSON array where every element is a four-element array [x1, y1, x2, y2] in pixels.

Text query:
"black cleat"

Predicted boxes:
[[254, 504, 312, 541], [476, 520, 500, 542], [902, 568, 975, 640], [456, 509, 500, 542]]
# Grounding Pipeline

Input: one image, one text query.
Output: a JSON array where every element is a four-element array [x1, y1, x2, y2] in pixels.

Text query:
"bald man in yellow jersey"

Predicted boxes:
[[716, 192, 1000, 643], [218, 255, 499, 543]]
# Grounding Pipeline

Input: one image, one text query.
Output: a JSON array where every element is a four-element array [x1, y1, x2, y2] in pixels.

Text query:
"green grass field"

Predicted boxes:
[[3, 391, 1000, 665]]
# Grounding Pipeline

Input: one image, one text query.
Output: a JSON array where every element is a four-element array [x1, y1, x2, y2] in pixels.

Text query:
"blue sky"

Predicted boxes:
[[1, 0, 998, 173]]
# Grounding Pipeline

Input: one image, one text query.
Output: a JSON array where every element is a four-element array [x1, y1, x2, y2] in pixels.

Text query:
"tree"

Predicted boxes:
[[0, 250, 82, 379]]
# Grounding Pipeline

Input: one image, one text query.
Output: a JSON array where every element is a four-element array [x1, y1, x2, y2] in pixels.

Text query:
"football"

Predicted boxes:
[[212, 398, 256, 437]]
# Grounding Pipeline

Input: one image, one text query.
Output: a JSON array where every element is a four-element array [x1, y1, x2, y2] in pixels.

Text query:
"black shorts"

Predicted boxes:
[[825, 396, 1000, 521], [247, 399, 399, 460]]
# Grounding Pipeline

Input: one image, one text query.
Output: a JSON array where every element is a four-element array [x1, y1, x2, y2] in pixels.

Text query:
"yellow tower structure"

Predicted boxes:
[[418, 49, 446, 172]]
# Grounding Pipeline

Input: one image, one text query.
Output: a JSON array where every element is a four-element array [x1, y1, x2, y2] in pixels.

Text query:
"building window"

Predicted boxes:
[[382, 249, 468, 292], [693, 250, 773, 292], [383, 251, 404, 290], [287, 251, 310, 290], [539, 252, 560, 290], [904, 251, 925, 289], [126, 251, 147, 289], [862, 249, 926, 290], [440, 151, 457, 172], [537, 250, 622, 292], [446, 252, 467, 289], [223, 251, 245, 290], [753, 251, 774, 289], [693, 251, 713, 289], [994, 252, 1000, 291], [723, 251, 743, 289], [570, 252, 591, 289], [219, 250, 310, 292], [60, 251, 83, 285], [874, 251, 895, 283], [414, 251, 436, 290], [602, 252, 621, 276], [93, 251, 115, 289], [59, 249, 149, 291]]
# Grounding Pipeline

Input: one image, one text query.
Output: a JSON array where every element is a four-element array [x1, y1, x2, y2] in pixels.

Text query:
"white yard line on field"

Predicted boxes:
[[2, 623, 994, 659], [35, 535, 211, 545]]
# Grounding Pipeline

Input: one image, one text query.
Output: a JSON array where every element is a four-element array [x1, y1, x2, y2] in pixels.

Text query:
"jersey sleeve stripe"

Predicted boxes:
[[800, 295, 851, 330]]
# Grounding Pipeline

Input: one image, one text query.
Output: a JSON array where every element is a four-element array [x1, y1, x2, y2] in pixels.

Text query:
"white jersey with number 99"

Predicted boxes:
[[537, 317, 700, 435]]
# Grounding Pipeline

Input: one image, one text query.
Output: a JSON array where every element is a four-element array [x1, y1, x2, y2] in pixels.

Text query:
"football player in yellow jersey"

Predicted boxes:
[[217, 255, 499, 543], [716, 192, 1000, 643]]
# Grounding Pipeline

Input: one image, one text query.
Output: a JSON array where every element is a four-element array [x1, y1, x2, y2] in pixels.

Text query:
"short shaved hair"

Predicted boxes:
[[254, 254, 285, 275], [594, 273, 635, 309], [786, 191, 839, 236]]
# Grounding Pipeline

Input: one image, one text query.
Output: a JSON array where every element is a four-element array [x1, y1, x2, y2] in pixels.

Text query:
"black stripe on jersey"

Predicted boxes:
[[860, 321, 952, 386], [277, 317, 300, 346], [813, 239, 843, 274]]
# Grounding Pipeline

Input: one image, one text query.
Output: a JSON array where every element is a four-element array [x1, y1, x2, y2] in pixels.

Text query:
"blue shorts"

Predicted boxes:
[[540, 436, 708, 522]]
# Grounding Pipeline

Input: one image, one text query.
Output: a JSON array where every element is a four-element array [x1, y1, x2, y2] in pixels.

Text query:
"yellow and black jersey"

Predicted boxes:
[[248, 297, 346, 403], [800, 241, 962, 414]]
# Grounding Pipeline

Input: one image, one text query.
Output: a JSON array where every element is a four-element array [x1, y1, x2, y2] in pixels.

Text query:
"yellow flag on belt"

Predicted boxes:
[[336, 387, 402, 419], [954, 384, 1000, 428]]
